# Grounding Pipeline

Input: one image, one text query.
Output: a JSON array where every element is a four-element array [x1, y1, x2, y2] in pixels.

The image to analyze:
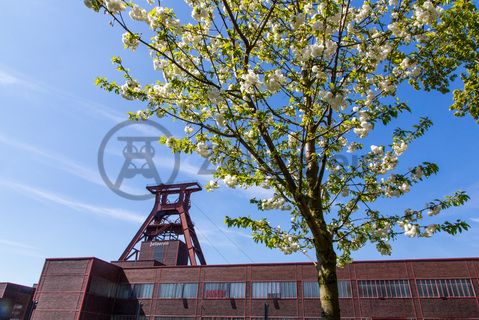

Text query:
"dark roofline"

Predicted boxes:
[[45, 257, 98, 261], [0, 282, 35, 290]]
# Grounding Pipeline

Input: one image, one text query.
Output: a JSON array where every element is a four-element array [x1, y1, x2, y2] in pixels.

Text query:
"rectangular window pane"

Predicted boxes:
[[159, 283, 197, 298], [159, 283, 198, 299], [417, 279, 475, 297], [162, 284, 180, 298], [303, 282, 320, 298], [252, 282, 296, 298], [358, 280, 410, 298], [338, 280, 352, 298], [133, 283, 154, 299], [205, 282, 229, 298], [159, 284, 179, 298], [89, 277, 117, 298], [280, 282, 297, 298], [438, 279, 448, 297], [230, 282, 246, 298], [204, 282, 245, 299], [358, 281, 368, 298], [182, 283, 198, 298], [303, 280, 351, 298], [116, 284, 133, 299]]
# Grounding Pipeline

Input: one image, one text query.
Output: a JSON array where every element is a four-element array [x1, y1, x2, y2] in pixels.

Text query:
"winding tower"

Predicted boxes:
[[119, 182, 206, 266]]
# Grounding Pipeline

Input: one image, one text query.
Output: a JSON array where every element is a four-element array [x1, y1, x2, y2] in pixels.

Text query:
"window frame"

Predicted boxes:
[[203, 281, 246, 299], [158, 283, 199, 299], [132, 283, 154, 299], [88, 276, 117, 298], [115, 283, 154, 299], [302, 280, 352, 299], [251, 281, 298, 299], [357, 279, 412, 299], [416, 278, 476, 298]]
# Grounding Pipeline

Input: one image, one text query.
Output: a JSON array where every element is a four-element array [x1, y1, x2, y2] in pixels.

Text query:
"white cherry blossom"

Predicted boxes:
[[105, 0, 126, 13], [393, 140, 408, 156], [223, 175, 238, 188], [240, 70, 261, 94], [196, 142, 209, 157]]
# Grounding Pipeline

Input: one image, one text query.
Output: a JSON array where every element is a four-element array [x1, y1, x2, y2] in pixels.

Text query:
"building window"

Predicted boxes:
[[116, 283, 154, 299], [252, 281, 297, 298], [416, 279, 475, 298], [338, 280, 352, 298], [303, 280, 352, 298], [133, 283, 154, 299], [357, 280, 411, 298], [204, 282, 246, 299], [89, 276, 117, 298], [158, 283, 198, 298], [116, 284, 132, 299], [303, 281, 320, 298]]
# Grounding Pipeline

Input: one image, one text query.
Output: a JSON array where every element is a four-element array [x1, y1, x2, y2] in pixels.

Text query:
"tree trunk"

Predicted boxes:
[[299, 203, 341, 319], [316, 240, 340, 320]]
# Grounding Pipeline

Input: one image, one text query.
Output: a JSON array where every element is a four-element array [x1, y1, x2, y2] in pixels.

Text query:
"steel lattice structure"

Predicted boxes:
[[119, 182, 206, 265]]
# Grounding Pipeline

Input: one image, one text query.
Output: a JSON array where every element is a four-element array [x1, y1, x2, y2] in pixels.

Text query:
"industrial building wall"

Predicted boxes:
[[115, 259, 479, 319], [0, 282, 35, 320], [30, 257, 479, 320], [31, 258, 94, 320], [81, 258, 125, 320], [30, 258, 123, 320]]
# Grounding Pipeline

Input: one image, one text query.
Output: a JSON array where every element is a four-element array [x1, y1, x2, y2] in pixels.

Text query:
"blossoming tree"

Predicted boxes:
[[85, 0, 477, 318]]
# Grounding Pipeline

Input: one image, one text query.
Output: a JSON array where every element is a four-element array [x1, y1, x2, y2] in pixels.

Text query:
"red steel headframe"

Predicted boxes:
[[118, 182, 206, 266]]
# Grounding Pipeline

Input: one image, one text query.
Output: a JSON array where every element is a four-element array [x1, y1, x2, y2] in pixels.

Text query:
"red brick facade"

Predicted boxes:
[[0, 282, 35, 320], [29, 254, 479, 320]]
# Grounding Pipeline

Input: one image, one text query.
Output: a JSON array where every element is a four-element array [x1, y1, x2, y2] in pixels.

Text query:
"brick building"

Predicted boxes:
[[0, 282, 35, 320], [30, 256, 479, 320], [17, 183, 479, 319]]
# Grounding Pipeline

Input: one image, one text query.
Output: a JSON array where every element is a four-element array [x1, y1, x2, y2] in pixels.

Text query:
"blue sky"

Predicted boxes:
[[1, 1, 479, 286]]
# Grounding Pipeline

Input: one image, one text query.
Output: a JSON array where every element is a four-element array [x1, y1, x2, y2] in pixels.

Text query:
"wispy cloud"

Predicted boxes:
[[0, 239, 44, 259], [201, 225, 252, 240], [175, 160, 212, 181], [0, 239, 38, 251], [0, 69, 20, 85], [0, 65, 124, 122], [0, 132, 102, 186], [0, 67, 274, 200], [0, 67, 51, 93], [0, 181, 144, 224], [0, 132, 155, 197]]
